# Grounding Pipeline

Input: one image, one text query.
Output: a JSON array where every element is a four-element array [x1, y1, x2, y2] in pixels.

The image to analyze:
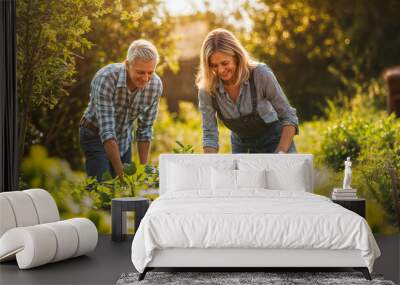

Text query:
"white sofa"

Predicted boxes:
[[0, 188, 98, 269]]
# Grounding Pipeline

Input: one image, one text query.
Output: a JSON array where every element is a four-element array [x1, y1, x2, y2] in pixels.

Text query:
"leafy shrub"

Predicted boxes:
[[296, 78, 400, 233], [19, 145, 84, 215], [356, 152, 400, 233], [355, 115, 400, 232], [319, 118, 364, 171]]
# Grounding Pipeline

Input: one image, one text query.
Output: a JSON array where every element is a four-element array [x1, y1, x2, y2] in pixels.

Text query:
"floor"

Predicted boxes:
[[0, 235, 135, 285], [0, 234, 399, 285]]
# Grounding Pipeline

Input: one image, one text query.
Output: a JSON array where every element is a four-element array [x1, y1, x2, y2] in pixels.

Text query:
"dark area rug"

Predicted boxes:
[[116, 271, 396, 285]]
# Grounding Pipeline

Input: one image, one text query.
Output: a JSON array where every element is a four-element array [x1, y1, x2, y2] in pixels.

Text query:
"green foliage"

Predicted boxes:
[[242, 0, 400, 120], [297, 81, 400, 233], [357, 151, 400, 232], [16, 0, 108, 160], [75, 161, 159, 211], [173, 141, 195, 154], [71, 141, 197, 214], [317, 88, 399, 172], [19, 145, 85, 216], [319, 119, 362, 171]]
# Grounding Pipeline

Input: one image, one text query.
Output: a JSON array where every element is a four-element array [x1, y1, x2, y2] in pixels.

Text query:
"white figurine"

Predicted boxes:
[[343, 157, 352, 190]]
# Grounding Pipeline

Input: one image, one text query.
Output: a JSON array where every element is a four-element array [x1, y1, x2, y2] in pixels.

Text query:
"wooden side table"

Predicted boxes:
[[332, 198, 366, 218], [111, 197, 150, 242]]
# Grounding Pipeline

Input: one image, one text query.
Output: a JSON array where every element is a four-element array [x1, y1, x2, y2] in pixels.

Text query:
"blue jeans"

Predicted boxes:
[[79, 127, 132, 181], [231, 121, 297, 153]]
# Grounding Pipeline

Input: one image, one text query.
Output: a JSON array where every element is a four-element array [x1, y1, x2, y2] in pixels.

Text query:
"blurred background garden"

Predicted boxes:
[[16, 0, 400, 234]]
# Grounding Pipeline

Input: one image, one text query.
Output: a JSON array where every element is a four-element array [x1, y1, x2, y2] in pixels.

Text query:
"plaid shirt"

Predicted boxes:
[[198, 63, 299, 149], [83, 63, 162, 156]]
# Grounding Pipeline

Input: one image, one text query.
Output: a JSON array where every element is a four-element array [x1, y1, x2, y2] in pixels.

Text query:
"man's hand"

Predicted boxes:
[[137, 141, 151, 164], [103, 139, 124, 179]]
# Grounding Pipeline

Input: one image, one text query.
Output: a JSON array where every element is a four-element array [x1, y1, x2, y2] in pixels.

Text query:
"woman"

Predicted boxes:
[[197, 28, 298, 153]]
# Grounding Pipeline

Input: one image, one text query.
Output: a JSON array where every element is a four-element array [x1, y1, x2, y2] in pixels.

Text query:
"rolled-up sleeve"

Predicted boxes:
[[92, 76, 117, 142], [136, 78, 163, 141], [198, 89, 219, 149], [260, 66, 299, 134]]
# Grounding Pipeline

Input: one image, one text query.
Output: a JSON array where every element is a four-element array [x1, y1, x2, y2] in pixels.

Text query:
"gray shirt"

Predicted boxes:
[[198, 63, 299, 149]]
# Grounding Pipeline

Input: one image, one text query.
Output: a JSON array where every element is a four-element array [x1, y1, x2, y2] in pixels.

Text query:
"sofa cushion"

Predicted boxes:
[[0, 191, 39, 228], [0, 218, 98, 269], [0, 196, 17, 237], [23, 189, 60, 223]]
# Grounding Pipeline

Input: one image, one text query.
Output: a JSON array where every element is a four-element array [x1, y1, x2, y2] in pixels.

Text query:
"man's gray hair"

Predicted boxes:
[[127, 39, 159, 64]]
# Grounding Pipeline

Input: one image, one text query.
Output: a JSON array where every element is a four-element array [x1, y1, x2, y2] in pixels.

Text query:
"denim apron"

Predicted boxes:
[[211, 70, 296, 153]]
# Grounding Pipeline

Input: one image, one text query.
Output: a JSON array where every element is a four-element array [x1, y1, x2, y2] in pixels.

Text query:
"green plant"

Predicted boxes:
[[354, 114, 400, 232], [16, 0, 108, 160], [319, 119, 362, 171], [19, 145, 84, 215], [74, 161, 159, 211], [356, 151, 400, 232], [173, 140, 194, 153], [296, 80, 400, 233]]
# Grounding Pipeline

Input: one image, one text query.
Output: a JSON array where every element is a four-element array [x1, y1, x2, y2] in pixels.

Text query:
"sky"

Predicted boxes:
[[164, 0, 247, 15], [164, 0, 254, 31], [164, 0, 203, 15]]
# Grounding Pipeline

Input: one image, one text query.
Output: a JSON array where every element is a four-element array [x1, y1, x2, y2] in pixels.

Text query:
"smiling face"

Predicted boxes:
[[125, 59, 156, 90], [209, 51, 237, 84]]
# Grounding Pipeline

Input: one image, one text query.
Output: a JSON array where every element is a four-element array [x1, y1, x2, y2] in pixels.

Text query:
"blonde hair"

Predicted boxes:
[[196, 28, 256, 94], [127, 39, 159, 64]]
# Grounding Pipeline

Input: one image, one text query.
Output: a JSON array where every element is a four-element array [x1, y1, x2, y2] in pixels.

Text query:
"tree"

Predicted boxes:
[[243, 0, 400, 120], [16, 0, 108, 162]]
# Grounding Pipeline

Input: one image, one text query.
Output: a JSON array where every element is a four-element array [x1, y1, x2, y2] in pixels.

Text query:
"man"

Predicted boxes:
[[79, 39, 162, 181]]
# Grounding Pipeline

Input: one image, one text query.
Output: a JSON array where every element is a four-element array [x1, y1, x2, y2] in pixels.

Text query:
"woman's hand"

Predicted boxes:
[[203, 147, 218, 153], [276, 125, 296, 153]]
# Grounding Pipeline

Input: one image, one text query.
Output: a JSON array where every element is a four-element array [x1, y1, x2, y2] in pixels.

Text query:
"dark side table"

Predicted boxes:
[[111, 197, 150, 242], [332, 198, 366, 218]]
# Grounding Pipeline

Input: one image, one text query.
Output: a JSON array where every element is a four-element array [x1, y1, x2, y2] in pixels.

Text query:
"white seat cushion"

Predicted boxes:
[[23, 189, 60, 223], [0, 226, 57, 269], [0, 196, 17, 237], [0, 218, 98, 269], [0, 192, 39, 227], [64, 218, 98, 257], [42, 221, 79, 262]]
